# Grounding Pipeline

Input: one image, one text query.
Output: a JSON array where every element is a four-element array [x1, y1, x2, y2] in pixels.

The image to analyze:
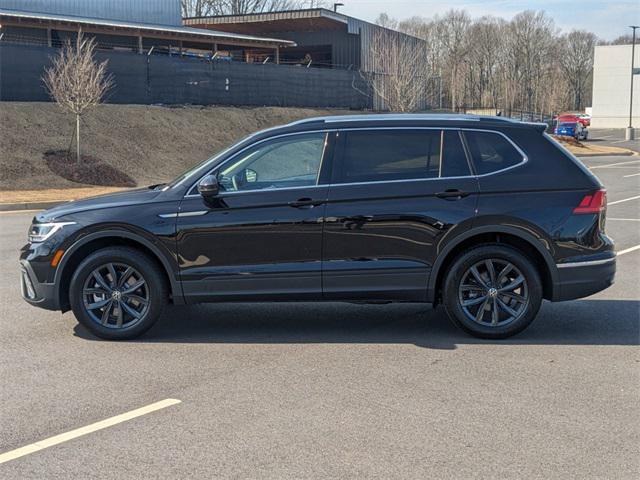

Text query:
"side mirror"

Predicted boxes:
[[245, 168, 258, 183], [197, 174, 219, 199]]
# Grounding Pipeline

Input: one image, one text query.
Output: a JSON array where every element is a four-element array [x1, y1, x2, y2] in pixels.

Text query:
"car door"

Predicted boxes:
[[322, 128, 479, 301], [176, 131, 334, 302]]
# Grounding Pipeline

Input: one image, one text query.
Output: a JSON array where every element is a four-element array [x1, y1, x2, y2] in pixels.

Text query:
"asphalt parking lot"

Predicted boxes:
[[588, 128, 640, 152], [0, 155, 638, 479]]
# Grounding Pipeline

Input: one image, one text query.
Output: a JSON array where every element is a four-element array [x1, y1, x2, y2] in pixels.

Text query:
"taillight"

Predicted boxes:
[[573, 189, 606, 214]]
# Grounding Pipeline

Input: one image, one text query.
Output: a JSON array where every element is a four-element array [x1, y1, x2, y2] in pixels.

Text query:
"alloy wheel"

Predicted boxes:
[[82, 262, 149, 329], [458, 259, 529, 327]]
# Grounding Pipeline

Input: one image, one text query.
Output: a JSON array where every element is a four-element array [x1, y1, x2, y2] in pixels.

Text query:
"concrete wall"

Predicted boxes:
[[591, 44, 640, 128]]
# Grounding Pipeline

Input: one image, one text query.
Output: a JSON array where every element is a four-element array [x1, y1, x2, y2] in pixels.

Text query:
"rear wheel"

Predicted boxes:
[[69, 247, 167, 340], [442, 245, 542, 339]]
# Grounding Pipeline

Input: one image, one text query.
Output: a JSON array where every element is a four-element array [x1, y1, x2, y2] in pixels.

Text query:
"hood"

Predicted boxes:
[[36, 187, 165, 222]]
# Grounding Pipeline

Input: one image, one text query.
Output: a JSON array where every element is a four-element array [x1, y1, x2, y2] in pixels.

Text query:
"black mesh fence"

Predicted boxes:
[[0, 43, 372, 109]]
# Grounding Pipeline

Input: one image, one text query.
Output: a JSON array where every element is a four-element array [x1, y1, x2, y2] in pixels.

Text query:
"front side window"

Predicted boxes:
[[337, 130, 441, 183], [464, 131, 524, 175], [217, 133, 326, 192]]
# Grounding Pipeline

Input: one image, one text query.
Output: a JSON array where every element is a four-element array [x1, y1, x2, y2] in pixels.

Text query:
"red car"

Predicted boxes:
[[558, 114, 590, 127]]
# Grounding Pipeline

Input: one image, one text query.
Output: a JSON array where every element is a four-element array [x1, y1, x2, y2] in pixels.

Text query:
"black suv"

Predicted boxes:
[[20, 114, 615, 340]]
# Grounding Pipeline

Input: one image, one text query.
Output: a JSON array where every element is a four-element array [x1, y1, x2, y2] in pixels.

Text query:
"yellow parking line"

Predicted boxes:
[[0, 398, 181, 465]]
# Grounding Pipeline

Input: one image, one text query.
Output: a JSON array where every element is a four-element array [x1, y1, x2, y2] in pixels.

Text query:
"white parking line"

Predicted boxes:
[[623, 172, 640, 178], [608, 195, 640, 206], [590, 160, 640, 169], [618, 245, 640, 256], [608, 218, 640, 221], [0, 398, 181, 465]]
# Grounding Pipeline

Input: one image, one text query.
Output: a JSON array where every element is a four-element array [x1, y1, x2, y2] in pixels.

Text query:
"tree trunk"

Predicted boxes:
[[76, 114, 81, 164]]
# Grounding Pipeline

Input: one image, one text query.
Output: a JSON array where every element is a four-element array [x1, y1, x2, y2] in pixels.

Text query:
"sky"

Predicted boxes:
[[336, 0, 640, 41]]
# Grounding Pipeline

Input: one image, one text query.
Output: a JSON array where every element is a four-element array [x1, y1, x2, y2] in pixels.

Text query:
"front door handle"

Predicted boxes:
[[288, 198, 324, 209], [435, 189, 470, 200]]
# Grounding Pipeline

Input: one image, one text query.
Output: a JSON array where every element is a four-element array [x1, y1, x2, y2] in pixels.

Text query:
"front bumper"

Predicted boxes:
[[20, 260, 59, 311], [552, 255, 616, 302]]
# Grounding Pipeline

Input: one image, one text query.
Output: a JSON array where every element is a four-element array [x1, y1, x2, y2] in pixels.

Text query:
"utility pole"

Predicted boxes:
[[627, 25, 638, 140]]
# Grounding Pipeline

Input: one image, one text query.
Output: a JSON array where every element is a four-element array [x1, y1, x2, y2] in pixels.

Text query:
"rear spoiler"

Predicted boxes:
[[524, 122, 549, 134]]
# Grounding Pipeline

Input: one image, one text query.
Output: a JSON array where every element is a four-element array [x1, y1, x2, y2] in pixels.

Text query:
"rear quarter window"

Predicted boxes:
[[464, 131, 524, 175]]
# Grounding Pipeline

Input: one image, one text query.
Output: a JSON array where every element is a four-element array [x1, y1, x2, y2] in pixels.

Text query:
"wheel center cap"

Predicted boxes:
[[111, 290, 122, 301], [488, 287, 498, 298]]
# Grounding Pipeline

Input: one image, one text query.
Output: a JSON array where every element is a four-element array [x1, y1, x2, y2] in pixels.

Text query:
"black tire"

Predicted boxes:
[[69, 247, 167, 340], [442, 244, 543, 339]]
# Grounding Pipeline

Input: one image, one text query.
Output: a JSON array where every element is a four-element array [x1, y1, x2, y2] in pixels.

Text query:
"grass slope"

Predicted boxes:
[[0, 102, 350, 190]]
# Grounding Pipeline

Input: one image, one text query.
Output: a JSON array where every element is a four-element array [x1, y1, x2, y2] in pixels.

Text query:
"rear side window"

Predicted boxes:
[[338, 130, 440, 183], [464, 131, 524, 175], [335, 129, 471, 183]]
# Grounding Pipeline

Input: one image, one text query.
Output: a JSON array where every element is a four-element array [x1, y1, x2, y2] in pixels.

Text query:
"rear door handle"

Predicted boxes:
[[288, 197, 324, 209], [435, 189, 470, 200]]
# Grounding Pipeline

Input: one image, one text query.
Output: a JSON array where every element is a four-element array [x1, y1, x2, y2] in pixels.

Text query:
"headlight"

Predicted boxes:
[[28, 222, 76, 243]]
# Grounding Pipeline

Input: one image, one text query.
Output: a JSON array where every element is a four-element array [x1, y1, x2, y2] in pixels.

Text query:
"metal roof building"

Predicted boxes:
[[0, 0, 183, 26], [184, 8, 425, 71], [0, 1, 294, 60]]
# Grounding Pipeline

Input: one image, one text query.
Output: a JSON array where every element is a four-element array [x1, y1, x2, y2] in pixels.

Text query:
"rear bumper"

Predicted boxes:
[[20, 260, 59, 311], [552, 255, 616, 301]]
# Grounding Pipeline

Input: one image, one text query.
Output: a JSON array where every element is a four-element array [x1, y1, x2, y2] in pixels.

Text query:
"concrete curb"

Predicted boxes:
[[575, 151, 636, 157], [0, 201, 64, 212]]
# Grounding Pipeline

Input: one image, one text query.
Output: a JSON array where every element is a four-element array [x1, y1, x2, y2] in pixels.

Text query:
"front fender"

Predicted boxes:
[[53, 227, 183, 308]]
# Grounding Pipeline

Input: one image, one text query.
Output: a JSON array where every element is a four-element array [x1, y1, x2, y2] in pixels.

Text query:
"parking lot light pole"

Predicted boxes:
[[627, 25, 639, 140]]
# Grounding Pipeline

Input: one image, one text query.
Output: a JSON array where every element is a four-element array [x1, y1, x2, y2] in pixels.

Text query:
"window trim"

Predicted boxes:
[[328, 127, 527, 187], [185, 129, 334, 197], [183, 127, 528, 198], [460, 129, 528, 177]]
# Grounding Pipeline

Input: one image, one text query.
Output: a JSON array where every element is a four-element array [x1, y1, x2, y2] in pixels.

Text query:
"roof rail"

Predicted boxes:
[[284, 114, 549, 130], [285, 113, 541, 126]]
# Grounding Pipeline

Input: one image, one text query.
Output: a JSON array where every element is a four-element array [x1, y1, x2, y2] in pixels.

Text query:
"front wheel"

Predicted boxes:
[[69, 247, 167, 340], [442, 245, 543, 339]]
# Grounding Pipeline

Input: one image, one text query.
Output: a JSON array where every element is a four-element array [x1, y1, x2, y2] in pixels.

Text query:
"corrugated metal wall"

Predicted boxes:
[[0, 0, 182, 26], [260, 30, 360, 69]]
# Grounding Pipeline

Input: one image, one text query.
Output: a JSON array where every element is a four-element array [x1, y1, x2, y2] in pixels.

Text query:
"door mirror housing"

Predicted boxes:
[[245, 168, 258, 183], [197, 174, 219, 198]]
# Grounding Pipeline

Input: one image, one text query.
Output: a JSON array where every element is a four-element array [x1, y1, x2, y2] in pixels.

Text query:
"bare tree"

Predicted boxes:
[[437, 10, 471, 110], [43, 31, 113, 164], [181, 0, 218, 17], [374, 13, 398, 30], [559, 30, 597, 109], [603, 34, 634, 45], [181, 0, 326, 17], [364, 30, 429, 112]]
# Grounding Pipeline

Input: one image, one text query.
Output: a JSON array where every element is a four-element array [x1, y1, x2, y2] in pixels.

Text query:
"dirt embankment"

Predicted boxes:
[[0, 102, 351, 191]]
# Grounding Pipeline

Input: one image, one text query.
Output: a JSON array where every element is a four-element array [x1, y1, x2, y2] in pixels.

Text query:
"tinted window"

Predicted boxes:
[[218, 133, 326, 192], [338, 130, 441, 183], [442, 130, 471, 177], [464, 131, 524, 175]]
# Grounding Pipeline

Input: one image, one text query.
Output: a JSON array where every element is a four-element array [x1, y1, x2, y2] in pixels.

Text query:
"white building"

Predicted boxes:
[[591, 44, 640, 129]]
